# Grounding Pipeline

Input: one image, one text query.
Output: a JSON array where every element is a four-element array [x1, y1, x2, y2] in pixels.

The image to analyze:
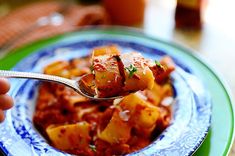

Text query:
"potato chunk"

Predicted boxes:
[[120, 52, 155, 92], [91, 50, 173, 98], [98, 110, 132, 144], [46, 122, 90, 150], [144, 82, 174, 106], [98, 93, 159, 144], [119, 93, 159, 128], [93, 55, 124, 97], [92, 45, 120, 57], [44, 61, 70, 78]]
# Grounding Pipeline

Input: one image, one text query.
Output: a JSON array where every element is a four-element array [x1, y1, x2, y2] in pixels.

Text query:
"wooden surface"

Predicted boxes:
[[144, 0, 235, 155], [0, 1, 109, 50]]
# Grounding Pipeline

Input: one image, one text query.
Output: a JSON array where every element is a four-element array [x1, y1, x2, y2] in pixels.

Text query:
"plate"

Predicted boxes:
[[0, 27, 234, 156]]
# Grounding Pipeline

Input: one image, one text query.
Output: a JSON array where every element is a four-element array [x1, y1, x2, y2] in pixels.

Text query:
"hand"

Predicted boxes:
[[0, 78, 13, 122]]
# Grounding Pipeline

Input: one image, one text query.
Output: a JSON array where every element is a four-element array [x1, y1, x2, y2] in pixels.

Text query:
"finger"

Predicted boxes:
[[0, 110, 5, 123], [0, 78, 10, 94], [0, 94, 14, 110]]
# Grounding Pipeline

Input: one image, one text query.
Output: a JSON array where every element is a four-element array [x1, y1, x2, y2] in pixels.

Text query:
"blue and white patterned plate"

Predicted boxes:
[[0, 28, 212, 156]]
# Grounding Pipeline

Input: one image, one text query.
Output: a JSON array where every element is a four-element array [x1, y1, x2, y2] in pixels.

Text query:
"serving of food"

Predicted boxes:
[[0, 28, 214, 156], [33, 45, 175, 155]]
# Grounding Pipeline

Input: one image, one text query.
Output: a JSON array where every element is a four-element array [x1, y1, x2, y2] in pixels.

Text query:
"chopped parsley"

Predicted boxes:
[[125, 64, 137, 78], [155, 60, 163, 68], [101, 74, 106, 79], [89, 144, 96, 152]]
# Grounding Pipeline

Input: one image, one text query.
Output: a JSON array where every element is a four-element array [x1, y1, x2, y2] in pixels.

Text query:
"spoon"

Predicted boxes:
[[0, 70, 122, 100]]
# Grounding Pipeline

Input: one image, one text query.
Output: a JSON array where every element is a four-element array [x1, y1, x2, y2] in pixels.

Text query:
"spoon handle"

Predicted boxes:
[[0, 70, 76, 90]]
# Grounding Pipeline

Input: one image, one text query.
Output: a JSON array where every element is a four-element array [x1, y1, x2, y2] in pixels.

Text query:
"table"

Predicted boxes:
[[144, 0, 235, 155]]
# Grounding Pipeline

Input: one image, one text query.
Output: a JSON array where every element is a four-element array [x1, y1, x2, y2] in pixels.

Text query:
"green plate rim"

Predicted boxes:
[[0, 26, 234, 155]]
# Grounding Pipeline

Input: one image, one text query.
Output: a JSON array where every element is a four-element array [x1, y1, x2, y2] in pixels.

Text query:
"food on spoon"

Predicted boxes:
[[91, 48, 171, 98], [92, 55, 124, 97], [46, 122, 91, 150]]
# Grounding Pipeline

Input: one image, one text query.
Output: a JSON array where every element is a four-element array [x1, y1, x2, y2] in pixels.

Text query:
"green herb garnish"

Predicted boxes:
[[101, 74, 106, 79], [89, 144, 96, 152], [155, 60, 163, 68], [125, 64, 137, 78]]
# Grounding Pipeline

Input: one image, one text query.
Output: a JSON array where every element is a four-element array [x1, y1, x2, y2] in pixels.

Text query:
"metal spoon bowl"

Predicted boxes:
[[0, 70, 123, 100]]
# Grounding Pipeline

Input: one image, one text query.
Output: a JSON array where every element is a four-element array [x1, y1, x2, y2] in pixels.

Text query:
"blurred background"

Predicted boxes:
[[0, 0, 235, 155]]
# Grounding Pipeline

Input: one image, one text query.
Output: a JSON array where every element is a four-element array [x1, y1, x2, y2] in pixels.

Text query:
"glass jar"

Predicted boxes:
[[175, 0, 207, 29], [102, 0, 146, 26]]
